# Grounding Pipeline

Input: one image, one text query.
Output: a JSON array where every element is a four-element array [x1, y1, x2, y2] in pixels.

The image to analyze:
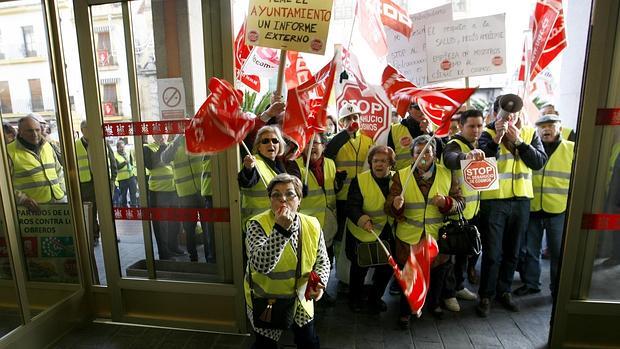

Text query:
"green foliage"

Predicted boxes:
[[242, 91, 272, 115]]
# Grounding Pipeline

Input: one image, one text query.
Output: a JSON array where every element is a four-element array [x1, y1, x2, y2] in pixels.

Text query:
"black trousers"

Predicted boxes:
[[80, 180, 99, 240], [178, 193, 207, 260], [148, 190, 180, 259], [252, 320, 320, 349]]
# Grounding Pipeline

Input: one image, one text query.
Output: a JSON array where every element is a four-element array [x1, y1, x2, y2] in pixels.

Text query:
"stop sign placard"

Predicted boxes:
[[460, 158, 499, 191], [336, 82, 390, 141]]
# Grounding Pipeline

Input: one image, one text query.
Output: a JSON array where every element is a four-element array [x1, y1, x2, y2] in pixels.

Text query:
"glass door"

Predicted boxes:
[[73, 0, 247, 332]]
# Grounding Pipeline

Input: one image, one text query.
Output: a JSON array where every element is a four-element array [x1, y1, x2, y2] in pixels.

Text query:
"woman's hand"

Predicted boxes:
[[393, 195, 405, 210], [243, 154, 256, 170], [307, 283, 325, 301], [275, 206, 295, 230], [430, 194, 446, 208]]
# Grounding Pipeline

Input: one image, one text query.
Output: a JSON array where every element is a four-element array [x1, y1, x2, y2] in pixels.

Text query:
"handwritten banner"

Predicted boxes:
[[102, 120, 189, 137], [426, 14, 506, 83], [246, 0, 334, 55], [386, 3, 453, 86], [113, 207, 230, 222]]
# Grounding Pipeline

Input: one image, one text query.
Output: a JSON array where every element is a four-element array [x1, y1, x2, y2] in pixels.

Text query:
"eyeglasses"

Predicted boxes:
[[270, 192, 298, 201], [261, 138, 280, 145]]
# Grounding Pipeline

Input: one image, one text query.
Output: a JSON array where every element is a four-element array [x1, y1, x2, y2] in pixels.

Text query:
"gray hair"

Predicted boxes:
[[267, 173, 303, 199], [410, 134, 436, 156], [253, 125, 286, 156]]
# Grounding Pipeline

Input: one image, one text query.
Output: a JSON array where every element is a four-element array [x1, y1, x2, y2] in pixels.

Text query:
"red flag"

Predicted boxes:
[[518, 0, 566, 81], [285, 51, 312, 90], [380, 0, 413, 38], [388, 234, 438, 316], [382, 65, 476, 138], [357, 0, 388, 57], [234, 21, 261, 92], [284, 57, 337, 158], [185, 78, 255, 154]]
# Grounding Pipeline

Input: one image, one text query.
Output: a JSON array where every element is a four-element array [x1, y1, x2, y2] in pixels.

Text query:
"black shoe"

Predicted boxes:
[[476, 298, 491, 318], [170, 248, 186, 256], [389, 281, 402, 295], [398, 316, 410, 330], [513, 285, 541, 296], [497, 292, 519, 312], [190, 256, 198, 262], [367, 299, 387, 314], [429, 306, 443, 319]]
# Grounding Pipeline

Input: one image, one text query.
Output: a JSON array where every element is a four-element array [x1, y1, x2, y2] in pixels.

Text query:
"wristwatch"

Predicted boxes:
[[514, 138, 523, 147]]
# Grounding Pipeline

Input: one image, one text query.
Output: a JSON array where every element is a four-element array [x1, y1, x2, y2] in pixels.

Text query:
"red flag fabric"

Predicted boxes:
[[381, 65, 476, 137], [388, 234, 439, 316], [380, 0, 413, 38], [518, 0, 566, 81], [185, 77, 255, 154], [285, 51, 312, 90], [284, 57, 337, 158], [234, 21, 261, 92], [357, 0, 389, 57]]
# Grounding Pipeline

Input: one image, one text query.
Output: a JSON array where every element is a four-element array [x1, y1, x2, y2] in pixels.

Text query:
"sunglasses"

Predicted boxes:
[[261, 138, 280, 145]]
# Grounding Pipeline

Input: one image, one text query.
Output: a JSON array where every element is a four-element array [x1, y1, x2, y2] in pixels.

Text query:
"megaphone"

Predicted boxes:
[[497, 94, 523, 120]]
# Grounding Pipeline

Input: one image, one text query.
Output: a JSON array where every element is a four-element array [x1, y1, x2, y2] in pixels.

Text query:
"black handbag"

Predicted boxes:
[[437, 208, 481, 256], [249, 226, 302, 330]]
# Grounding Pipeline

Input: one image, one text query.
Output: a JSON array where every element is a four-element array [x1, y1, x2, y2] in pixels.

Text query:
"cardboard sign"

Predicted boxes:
[[426, 14, 506, 83], [17, 204, 78, 283], [460, 157, 499, 191], [157, 78, 187, 120], [246, 0, 334, 55], [386, 3, 453, 86], [336, 83, 391, 141]]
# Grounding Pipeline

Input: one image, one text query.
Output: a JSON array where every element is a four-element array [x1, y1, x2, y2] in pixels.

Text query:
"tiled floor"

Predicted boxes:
[[53, 259, 554, 349]]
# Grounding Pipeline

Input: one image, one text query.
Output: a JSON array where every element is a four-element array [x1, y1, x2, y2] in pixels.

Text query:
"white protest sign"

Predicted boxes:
[[386, 3, 453, 86], [426, 14, 506, 83], [460, 157, 499, 191], [246, 0, 334, 55], [157, 78, 186, 120]]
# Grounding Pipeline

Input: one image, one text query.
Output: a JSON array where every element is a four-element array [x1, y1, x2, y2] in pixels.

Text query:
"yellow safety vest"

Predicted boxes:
[[346, 170, 394, 242], [241, 157, 278, 225], [75, 138, 91, 183], [145, 142, 175, 192], [480, 126, 536, 200], [561, 127, 573, 141], [442, 138, 480, 220], [243, 210, 320, 318], [396, 164, 451, 244], [7, 141, 65, 203], [172, 141, 202, 197], [295, 157, 336, 225], [115, 151, 135, 181], [201, 156, 212, 197], [391, 123, 414, 170], [531, 140, 574, 213], [334, 131, 373, 201]]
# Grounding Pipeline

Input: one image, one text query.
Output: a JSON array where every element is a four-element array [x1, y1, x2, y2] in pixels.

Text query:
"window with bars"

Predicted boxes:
[[21, 26, 37, 57]]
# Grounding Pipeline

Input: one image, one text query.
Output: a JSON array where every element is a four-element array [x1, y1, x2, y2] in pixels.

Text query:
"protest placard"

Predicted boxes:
[[460, 157, 499, 191], [386, 3, 453, 86], [17, 204, 78, 283], [426, 14, 506, 83], [246, 0, 334, 55]]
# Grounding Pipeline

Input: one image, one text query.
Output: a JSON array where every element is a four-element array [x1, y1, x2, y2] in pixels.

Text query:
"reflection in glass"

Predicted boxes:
[[590, 130, 620, 300]]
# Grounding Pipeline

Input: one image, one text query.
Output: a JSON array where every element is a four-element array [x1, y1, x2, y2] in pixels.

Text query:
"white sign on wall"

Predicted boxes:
[[386, 3, 453, 87], [157, 78, 186, 120], [426, 14, 506, 83]]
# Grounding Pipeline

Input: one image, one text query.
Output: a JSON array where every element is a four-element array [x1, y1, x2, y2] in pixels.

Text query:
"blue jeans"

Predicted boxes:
[[521, 213, 565, 293], [118, 176, 138, 207], [479, 199, 530, 298]]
